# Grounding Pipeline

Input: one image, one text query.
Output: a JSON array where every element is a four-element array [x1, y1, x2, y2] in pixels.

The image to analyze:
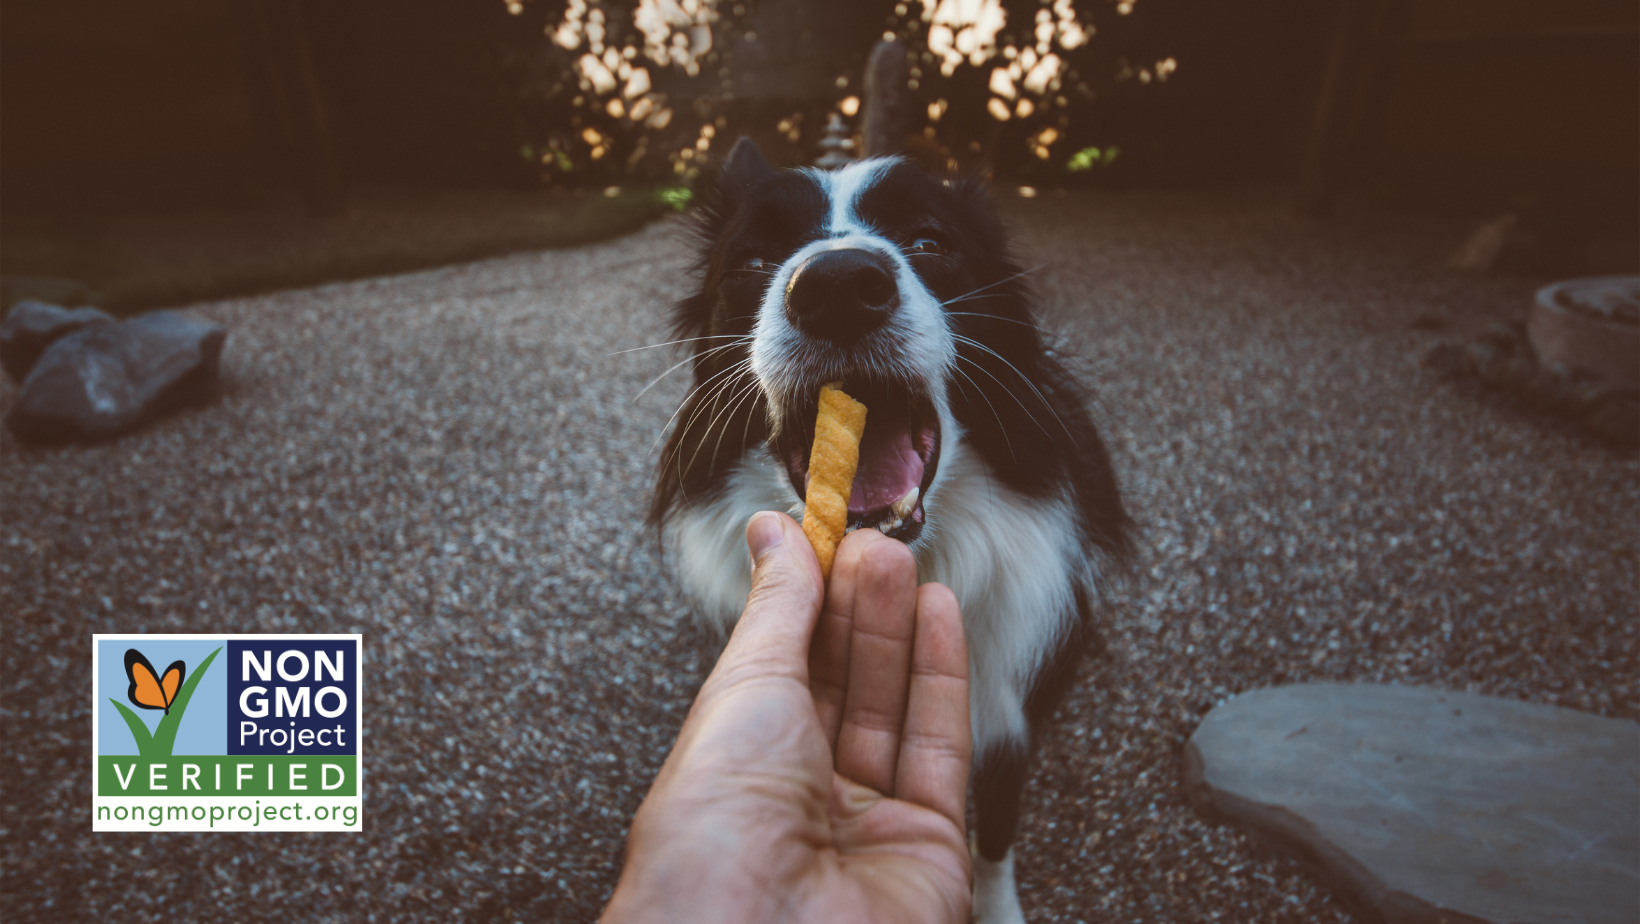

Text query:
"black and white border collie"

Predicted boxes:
[[651, 139, 1131, 922]]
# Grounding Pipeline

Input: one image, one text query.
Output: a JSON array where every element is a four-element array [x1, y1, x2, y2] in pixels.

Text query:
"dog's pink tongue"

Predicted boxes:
[[849, 413, 923, 514]]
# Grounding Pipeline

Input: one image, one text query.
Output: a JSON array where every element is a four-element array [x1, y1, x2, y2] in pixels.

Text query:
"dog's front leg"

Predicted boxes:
[[971, 742, 1031, 924]]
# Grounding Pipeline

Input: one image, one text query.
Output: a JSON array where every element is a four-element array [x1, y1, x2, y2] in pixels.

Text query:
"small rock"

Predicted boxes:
[[6, 311, 227, 444], [1184, 683, 1639, 924], [1, 300, 116, 383]]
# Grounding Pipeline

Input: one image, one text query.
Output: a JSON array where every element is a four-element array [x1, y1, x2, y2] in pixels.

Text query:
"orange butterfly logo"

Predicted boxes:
[[124, 649, 187, 715]]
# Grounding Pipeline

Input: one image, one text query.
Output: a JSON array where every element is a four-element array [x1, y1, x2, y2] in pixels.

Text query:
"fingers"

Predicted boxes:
[[893, 582, 970, 828], [712, 512, 824, 686], [808, 529, 880, 748], [832, 537, 920, 794]]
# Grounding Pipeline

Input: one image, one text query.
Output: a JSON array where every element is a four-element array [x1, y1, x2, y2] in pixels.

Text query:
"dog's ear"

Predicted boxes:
[[720, 137, 774, 199]]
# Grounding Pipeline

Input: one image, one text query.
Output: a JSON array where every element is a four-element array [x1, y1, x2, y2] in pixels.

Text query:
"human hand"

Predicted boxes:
[[601, 512, 971, 924]]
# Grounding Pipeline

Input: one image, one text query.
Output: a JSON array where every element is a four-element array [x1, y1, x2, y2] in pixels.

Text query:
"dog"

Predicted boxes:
[[650, 138, 1131, 922]]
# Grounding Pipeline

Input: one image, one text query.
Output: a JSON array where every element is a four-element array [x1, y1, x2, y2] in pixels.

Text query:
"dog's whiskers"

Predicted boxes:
[[736, 377, 767, 471], [633, 338, 752, 403], [953, 332, 1074, 438], [609, 334, 750, 356], [652, 357, 754, 456], [955, 353, 1057, 445], [951, 363, 1017, 464], [692, 375, 765, 478], [952, 334, 1076, 445], [938, 264, 1046, 309], [945, 311, 1051, 335], [673, 359, 756, 449], [674, 365, 760, 481]]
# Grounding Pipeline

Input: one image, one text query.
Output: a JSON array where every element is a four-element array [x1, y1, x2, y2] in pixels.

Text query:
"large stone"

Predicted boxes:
[[1184, 683, 1639, 924], [1, 300, 116, 383], [6, 311, 227, 444]]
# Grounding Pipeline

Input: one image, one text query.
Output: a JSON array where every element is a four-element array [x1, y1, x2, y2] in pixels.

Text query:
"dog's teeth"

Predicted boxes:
[[787, 501, 806, 520], [891, 487, 919, 520]]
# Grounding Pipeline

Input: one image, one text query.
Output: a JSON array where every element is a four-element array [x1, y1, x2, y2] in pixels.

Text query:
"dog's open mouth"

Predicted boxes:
[[780, 378, 941, 543]]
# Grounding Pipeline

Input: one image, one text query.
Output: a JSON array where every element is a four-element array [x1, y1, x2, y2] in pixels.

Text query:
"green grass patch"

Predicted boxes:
[[110, 646, 221, 759], [2, 186, 679, 315]]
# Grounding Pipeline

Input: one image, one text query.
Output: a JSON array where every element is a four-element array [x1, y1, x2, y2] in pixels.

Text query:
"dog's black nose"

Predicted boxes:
[[784, 249, 899, 344]]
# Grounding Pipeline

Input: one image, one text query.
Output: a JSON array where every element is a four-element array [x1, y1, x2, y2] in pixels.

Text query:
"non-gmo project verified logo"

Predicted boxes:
[[93, 634, 362, 832]]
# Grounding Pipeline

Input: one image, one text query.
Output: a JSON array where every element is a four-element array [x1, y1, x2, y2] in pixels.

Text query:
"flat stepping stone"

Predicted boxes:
[[1184, 683, 1639, 924]]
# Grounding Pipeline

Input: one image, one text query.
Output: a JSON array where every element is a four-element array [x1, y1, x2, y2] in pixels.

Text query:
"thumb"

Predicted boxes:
[[717, 511, 824, 680]]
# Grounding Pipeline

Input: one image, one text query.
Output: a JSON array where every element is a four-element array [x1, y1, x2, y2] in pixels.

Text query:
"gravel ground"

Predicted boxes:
[[4, 187, 1636, 923]]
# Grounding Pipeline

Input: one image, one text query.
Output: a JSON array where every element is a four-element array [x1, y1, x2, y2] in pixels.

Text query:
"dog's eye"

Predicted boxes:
[[738, 256, 767, 272], [908, 237, 945, 255]]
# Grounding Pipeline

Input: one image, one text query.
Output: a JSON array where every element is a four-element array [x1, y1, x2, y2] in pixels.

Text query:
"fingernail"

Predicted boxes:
[[747, 511, 785, 566], [834, 779, 884, 818]]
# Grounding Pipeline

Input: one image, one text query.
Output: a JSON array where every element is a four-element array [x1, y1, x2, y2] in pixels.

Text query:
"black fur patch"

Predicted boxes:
[[650, 164, 827, 520]]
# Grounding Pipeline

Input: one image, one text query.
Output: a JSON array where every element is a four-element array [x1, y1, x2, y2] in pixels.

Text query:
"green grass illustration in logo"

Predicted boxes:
[[109, 646, 221, 759]]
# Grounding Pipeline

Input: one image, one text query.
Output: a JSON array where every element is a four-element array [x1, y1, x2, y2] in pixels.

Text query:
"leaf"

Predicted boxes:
[[150, 646, 222, 758], [109, 699, 157, 759]]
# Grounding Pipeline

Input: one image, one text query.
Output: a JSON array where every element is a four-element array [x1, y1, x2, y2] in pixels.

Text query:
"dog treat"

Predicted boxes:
[[801, 383, 867, 578]]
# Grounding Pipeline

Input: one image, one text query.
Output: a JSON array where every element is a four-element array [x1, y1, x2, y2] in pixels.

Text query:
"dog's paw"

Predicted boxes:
[[971, 844, 1027, 924]]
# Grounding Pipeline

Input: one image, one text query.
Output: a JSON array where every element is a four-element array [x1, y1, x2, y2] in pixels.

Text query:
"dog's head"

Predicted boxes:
[[655, 139, 1055, 545]]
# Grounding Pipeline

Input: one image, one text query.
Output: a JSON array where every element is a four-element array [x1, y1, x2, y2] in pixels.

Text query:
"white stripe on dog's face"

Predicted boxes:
[[820, 158, 895, 237], [747, 158, 957, 442]]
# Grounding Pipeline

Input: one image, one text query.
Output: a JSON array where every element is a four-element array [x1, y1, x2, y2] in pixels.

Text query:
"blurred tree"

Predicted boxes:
[[494, 0, 1202, 184], [498, 0, 885, 183]]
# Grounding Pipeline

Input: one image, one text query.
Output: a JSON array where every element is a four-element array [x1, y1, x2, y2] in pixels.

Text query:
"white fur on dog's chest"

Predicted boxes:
[[663, 437, 1091, 758]]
